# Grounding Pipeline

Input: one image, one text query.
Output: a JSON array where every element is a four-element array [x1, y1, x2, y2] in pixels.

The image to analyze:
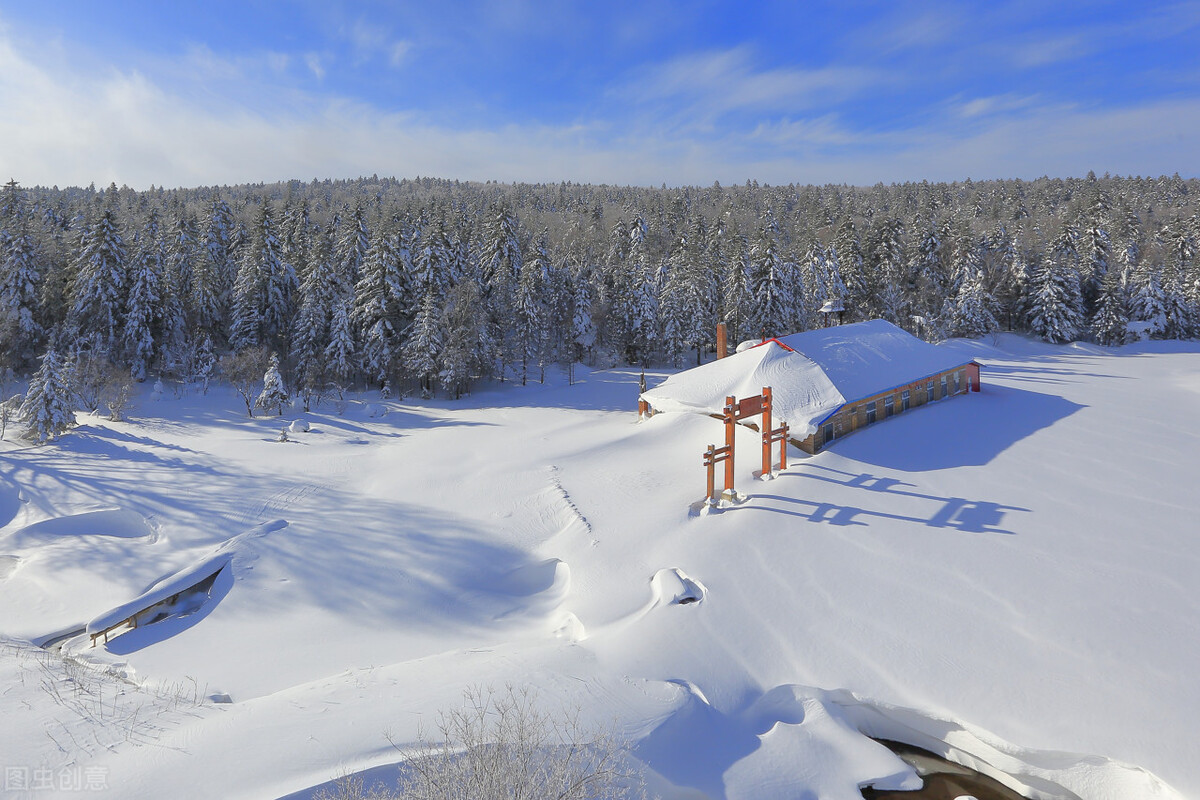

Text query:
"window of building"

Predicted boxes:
[[940, 375, 947, 398], [954, 372, 961, 393], [901, 389, 911, 411], [926, 380, 934, 401], [866, 403, 877, 424], [884, 395, 895, 417], [822, 422, 834, 444]]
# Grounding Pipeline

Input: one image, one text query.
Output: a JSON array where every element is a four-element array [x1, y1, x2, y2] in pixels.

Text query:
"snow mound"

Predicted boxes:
[[493, 557, 570, 599], [637, 682, 919, 800], [83, 519, 288, 643], [288, 419, 310, 433], [10, 508, 155, 543], [363, 403, 388, 418], [649, 567, 706, 606]]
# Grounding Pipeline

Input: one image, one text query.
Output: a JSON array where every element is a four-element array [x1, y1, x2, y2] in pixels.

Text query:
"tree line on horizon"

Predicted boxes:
[[1, 171, 1198, 424]]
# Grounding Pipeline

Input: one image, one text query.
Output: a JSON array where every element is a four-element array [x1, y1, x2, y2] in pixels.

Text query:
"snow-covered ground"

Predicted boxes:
[[2, 334, 1198, 800]]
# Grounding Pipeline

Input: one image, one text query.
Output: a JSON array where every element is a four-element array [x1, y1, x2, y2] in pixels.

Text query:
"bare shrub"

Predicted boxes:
[[321, 685, 644, 800], [395, 685, 643, 800], [220, 347, 270, 417]]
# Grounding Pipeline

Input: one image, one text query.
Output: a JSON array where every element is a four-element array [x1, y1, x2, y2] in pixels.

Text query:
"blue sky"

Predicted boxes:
[[1, 1, 1198, 189]]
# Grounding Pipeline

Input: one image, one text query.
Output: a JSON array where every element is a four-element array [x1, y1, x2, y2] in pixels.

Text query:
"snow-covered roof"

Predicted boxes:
[[642, 320, 976, 437], [776, 320, 974, 403], [641, 341, 845, 438]]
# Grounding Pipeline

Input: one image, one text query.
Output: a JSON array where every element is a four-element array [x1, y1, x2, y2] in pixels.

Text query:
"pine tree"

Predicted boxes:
[[352, 231, 407, 385], [0, 220, 41, 363], [405, 292, 443, 397], [70, 208, 127, 355], [19, 348, 75, 443], [1026, 250, 1084, 344], [324, 298, 356, 382], [124, 213, 164, 381], [722, 235, 751, 343], [1090, 269, 1131, 346], [747, 217, 791, 339], [255, 353, 288, 415], [515, 236, 548, 385], [231, 203, 295, 351], [333, 202, 369, 301], [945, 268, 998, 339], [1129, 265, 1168, 337], [440, 277, 488, 398], [196, 195, 235, 337]]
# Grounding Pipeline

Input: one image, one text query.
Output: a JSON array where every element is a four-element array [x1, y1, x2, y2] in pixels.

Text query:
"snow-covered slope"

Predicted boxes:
[[1, 336, 1197, 800]]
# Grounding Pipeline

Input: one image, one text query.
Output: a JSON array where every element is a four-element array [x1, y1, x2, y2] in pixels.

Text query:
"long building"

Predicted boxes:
[[640, 319, 981, 453]]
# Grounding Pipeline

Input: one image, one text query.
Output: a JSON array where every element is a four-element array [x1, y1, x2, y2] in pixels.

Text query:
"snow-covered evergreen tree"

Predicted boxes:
[[324, 298, 356, 383], [19, 348, 75, 443], [1090, 268, 1131, 346], [514, 236, 548, 385], [405, 292, 443, 397], [747, 216, 791, 339], [721, 236, 751, 343], [0, 219, 41, 363], [1129, 264, 1168, 337], [945, 267, 998, 339], [1026, 242, 1084, 344], [333, 202, 369, 301], [70, 208, 127, 355], [352, 231, 406, 385], [232, 203, 296, 351], [124, 213, 165, 381], [255, 353, 288, 415]]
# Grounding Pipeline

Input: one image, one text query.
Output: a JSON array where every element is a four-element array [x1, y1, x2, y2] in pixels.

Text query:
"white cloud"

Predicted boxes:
[[619, 47, 882, 128], [954, 93, 1041, 119], [341, 16, 411, 69], [0, 24, 1197, 191], [305, 52, 326, 81]]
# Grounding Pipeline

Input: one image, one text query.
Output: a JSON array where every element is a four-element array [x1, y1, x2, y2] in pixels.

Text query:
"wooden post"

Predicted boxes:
[[716, 322, 728, 360], [777, 423, 789, 471], [723, 396, 736, 497], [761, 386, 772, 477], [637, 371, 648, 418], [703, 443, 733, 503], [705, 445, 716, 501]]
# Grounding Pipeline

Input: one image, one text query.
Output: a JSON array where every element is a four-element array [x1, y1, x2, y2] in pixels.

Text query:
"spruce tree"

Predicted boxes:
[[70, 208, 127, 355], [405, 292, 443, 397], [124, 213, 164, 381], [324, 298, 356, 383], [20, 348, 75, 443], [255, 353, 288, 415], [1090, 269, 1131, 346]]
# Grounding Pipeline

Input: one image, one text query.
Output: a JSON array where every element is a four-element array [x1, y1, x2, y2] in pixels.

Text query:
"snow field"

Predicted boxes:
[[1, 338, 1198, 799]]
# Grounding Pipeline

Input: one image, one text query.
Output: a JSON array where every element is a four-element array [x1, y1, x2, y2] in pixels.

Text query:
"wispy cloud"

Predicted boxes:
[[953, 93, 1041, 119], [339, 16, 412, 68], [617, 47, 881, 132]]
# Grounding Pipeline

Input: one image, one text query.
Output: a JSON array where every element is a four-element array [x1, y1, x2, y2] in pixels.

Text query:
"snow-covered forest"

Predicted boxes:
[[2, 172, 1198, 405]]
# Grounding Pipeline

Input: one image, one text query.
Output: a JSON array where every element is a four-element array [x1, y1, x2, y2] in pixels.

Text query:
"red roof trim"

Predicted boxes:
[[749, 337, 797, 353]]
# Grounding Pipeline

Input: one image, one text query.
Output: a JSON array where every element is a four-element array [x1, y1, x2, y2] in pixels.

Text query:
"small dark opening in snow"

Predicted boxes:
[[677, 595, 699, 605], [861, 739, 1030, 800]]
